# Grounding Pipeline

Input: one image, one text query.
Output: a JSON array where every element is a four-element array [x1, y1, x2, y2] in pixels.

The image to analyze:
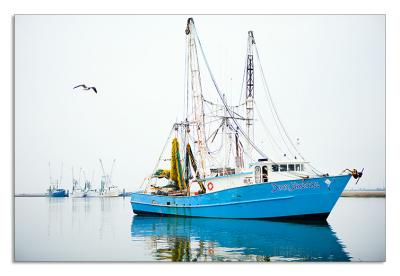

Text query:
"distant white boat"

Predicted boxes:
[[85, 188, 100, 197], [83, 171, 100, 197], [70, 188, 86, 198], [101, 186, 120, 197], [70, 167, 86, 198], [99, 159, 120, 197]]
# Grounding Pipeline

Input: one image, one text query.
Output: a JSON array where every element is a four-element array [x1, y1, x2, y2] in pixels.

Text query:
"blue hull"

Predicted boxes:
[[131, 175, 351, 220], [49, 189, 67, 197]]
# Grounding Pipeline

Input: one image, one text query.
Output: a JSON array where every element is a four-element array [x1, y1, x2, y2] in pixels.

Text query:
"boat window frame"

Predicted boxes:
[[279, 164, 288, 172], [255, 166, 262, 183], [288, 164, 295, 171], [262, 165, 268, 182], [272, 164, 279, 172]]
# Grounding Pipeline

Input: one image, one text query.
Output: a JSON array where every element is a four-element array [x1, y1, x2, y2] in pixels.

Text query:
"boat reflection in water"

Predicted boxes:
[[131, 216, 350, 262]]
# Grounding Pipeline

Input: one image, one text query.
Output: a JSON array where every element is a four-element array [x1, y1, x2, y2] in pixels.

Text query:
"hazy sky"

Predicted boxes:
[[15, 15, 385, 193]]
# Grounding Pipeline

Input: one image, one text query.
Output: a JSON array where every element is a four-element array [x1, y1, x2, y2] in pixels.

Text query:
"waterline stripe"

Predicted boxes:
[[131, 195, 294, 208]]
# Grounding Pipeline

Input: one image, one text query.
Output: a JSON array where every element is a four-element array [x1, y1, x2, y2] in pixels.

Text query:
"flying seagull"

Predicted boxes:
[[73, 84, 97, 94]]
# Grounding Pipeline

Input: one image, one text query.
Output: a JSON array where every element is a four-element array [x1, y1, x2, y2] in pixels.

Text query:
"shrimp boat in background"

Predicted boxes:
[[99, 159, 120, 197], [70, 167, 86, 198], [131, 18, 363, 221], [47, 162, 67, 197], [85, 170, 100, 197]]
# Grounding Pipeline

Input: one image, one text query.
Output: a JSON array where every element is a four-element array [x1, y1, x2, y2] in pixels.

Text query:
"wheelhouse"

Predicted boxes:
[[252, 160, 309, 183]]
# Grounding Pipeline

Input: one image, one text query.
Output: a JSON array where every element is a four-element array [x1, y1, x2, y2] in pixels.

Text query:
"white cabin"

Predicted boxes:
[[186, 159, 310, 195]]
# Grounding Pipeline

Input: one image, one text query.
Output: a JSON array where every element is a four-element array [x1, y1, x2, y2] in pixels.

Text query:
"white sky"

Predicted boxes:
[[15, 15, 385, 193]]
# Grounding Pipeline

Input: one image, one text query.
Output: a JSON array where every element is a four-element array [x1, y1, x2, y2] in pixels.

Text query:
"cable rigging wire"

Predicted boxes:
[[238, 51, 249, 106], [179, 19, 322, 178], [254, 45, 301, 159], [192, 22, 269, 160], [254, 101, 285, 155], [254, 44, 323, 175]]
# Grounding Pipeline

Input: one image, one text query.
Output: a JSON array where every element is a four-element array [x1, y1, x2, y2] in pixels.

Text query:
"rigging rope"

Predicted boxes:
[[192, 22, 268, 160], [254, 102, 285, 155], [184, 35, 190, 121], [254, 45, 300, 159], [254, 45, 323, 175], [238, 51, 249, 106], [139, 125, 175, 190], [180, 19, 321, 179]]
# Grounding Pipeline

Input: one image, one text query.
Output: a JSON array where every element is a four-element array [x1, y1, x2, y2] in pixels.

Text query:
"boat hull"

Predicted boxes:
[[101, 187, 120, 197], [85, 191, 100, 197], [70, 190, 86, 198], [49, 189, 67, 197], [131, 175, 351, 220]]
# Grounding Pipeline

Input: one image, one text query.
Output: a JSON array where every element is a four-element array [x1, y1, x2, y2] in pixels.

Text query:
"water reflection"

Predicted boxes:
[[47, 197, 66, 237], [131, 216, 350, 262]]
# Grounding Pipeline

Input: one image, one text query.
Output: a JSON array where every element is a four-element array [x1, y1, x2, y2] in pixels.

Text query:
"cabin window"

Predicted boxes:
[[262, 166, 268, 182], [272, 164, 279, 172], [295, 164, 301, 171], [280, 164, 287, 172], [255, 166, 261, 183], [301, 164, 304, 171], [288, 164, 295, 171]]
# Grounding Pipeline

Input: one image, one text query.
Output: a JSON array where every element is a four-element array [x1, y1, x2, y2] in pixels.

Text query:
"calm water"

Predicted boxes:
[[14, 196, 385, 262]]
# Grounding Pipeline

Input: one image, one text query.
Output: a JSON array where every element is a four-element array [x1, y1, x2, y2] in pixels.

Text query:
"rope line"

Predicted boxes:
[[193, 23, 269, 160]]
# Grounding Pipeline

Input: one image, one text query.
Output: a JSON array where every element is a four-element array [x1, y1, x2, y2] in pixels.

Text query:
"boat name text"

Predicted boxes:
[[271, 181, 320, 193]]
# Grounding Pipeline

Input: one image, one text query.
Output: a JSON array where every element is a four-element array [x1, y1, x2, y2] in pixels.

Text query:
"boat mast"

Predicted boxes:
[[91, 170, 95, 189], [59, 162, 63, 188], [82, 169, 88, 190], [109, 159, 116, 186], [99, 159, 107, 190], [78, 167, 82, 189], [185, 18, 209, 178], [72, 166, 76, 190], [48, 161, 53, 189], [246, 31, 256, 159]]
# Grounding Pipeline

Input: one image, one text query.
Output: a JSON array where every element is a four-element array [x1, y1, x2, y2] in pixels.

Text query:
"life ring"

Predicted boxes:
[[207, 182, 214, 191]]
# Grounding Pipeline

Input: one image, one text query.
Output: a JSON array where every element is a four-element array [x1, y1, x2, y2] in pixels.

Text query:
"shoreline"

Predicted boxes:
[[15, 194, 47, 197], [341, 191, 385, 198]]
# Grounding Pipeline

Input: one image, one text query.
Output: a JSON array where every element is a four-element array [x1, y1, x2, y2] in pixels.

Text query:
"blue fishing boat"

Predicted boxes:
[[131, 216, 350, 261], [131, 18, 363, 221], [49, 188, 67, 197], [47, 162, 67, 197]]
